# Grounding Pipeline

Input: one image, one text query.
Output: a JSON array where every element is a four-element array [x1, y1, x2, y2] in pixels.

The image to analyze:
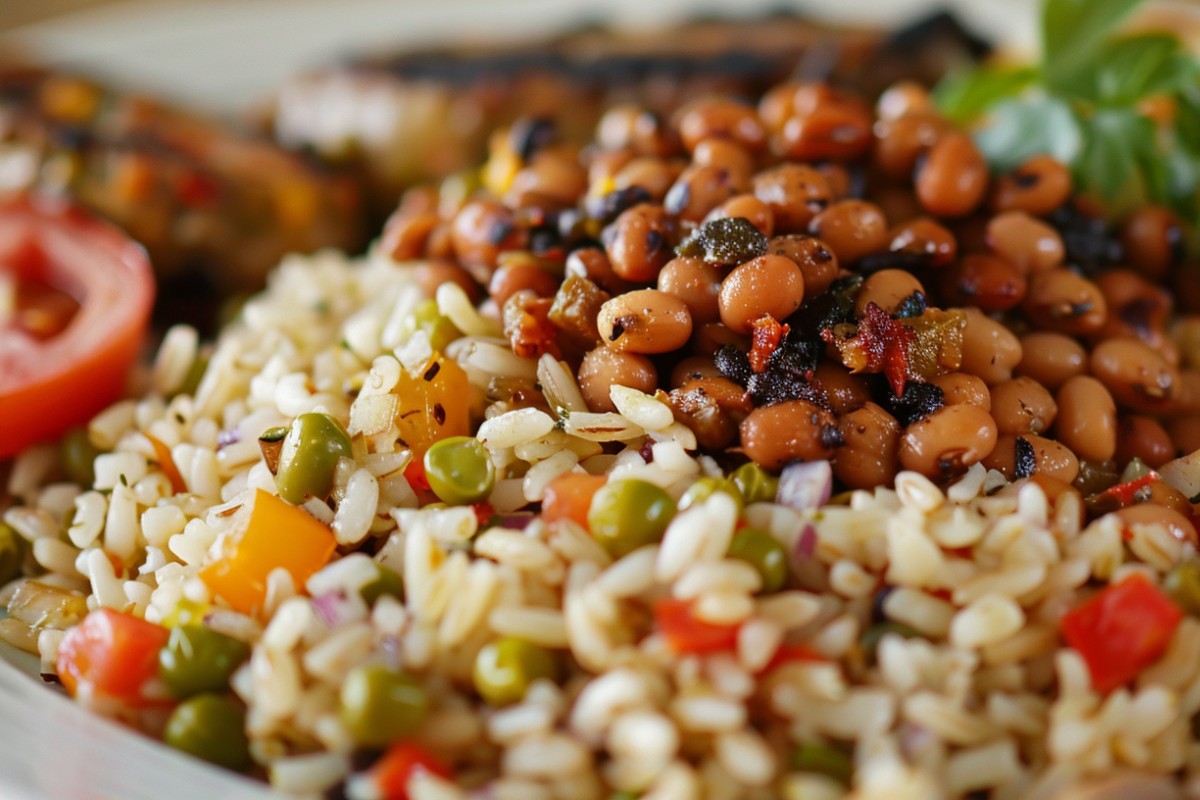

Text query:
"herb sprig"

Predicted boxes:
[[933, 0, 1200, 219]]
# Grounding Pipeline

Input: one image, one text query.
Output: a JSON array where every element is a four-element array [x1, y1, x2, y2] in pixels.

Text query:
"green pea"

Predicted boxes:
[[159, 625, 251, 699], [0, 522, 27, 585], [731, 462, 779, 505], [608, 793, 640, 800], [360, 564, 405, 607], [400, 299, 460, 353], [678, 477, 743, 513], [728, 528, 788, 593], [858, 621, 921, 664], [1165, 559, 1200, 616], [164, 694, 250, 770], [790, 741, 853, 786], [176, 354, 209, 398], [472, 637, 557, 707], [274, 413, 353, 504], [340, 665, 428, 747], [587, 479, 676, 558], [424, 436, 495, 505], [60, 427, 102, 487]]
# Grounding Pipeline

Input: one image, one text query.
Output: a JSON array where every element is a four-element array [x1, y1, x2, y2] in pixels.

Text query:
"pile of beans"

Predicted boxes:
[[378, 79, 1200, 531]]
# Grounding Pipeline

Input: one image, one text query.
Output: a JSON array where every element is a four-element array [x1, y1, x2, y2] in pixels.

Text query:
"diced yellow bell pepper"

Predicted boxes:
[[199, 488, 336, 615]]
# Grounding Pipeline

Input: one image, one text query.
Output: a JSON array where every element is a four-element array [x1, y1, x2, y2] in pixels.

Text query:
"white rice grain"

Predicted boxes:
[[478, 408, 557, 449], [610, 385, 674, 431], [715, 729, 776, 787], [656, 493, 737, 582], [950, 595, 1025, 649], [489, 606, 569, 648], [332, 468, 379, 546]]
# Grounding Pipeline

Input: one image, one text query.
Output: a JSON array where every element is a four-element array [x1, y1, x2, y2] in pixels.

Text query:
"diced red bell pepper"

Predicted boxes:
[[654, 598, 740, 654], [1060, 572, 1183, 694], [373, 742, 453, 800], [541, 473, 606, 530], [758, 641, 827, 674], [56, 608, 170, 704]]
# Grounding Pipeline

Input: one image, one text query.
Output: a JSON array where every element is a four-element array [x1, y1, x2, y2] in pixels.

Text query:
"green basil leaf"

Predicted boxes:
[[973, 96, 1084, 172], [1041, 0, 1146, 92], [1176, 83, 1200, 156], [932, 66, 1038, 124], [1085, 33, 1185, 104], [1075, 108, 1152, 213]]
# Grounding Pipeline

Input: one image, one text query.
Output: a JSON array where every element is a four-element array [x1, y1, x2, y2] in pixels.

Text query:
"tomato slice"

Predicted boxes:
[[56, 608, 170, 704], [0, 196, 154, 458]]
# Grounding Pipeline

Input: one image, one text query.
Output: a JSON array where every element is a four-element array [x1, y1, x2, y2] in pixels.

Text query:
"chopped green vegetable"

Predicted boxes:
[[158, 625, 251, 699], [0, 522, 27, 585], [587, 479, 676, 558], [164, 694, 251, 770], [731, 462, 779, 505], [423, 436, 495, 505], [1164, 559, 1200, 616], [678, 476, 743, 513], [340, 665, 428, 747], [274, 412, 353, 504], [60, 427, 102, 487], [360, 564, 405, 606], [790, 741, 854, 786]]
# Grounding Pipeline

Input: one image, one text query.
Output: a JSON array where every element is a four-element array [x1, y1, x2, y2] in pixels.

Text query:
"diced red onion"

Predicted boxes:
[[216, 429, 241, 449], [791, 523, 825, 590], [794, 523, 817, 559], [777, 460, 833, 511], [495, 513, 536, 530], [311, 590, 351, 627]]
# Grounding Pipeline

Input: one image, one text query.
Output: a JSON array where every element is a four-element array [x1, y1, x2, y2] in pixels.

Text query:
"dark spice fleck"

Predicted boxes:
[[892, 291, 928, 319], [433, 403, 446, 425], [509, 116, 556, 162], [878, 378, 944, 426], [423, 361, 441, 381], [1014, 436, 1036, 479]]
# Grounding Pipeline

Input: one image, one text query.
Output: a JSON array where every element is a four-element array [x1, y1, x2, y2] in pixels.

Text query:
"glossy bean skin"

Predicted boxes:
[[1023, 269, 1108, 336], [507, 150, 588, 209], [1112, 504, 1197, 548], [767, 84, 874, 162], [898, 403, 998, 479], [959, 308, 1023, 385], [940, 253, 1027, 312], [990, 155, 1072, 216], [598, 289, 693, 354], [406, 261, 480, 302], [692, 139, 755, 188], [767, 235, 839, 297], [872, 112, 951, 181], [452, 199, 527, 281], [930, 372, 991, 410], [808, 200, 889, 266], [753, 164, 833, 233], [707, 194, 775, 238], [1016, 332, 1087, 390], [833, 402, 900, 490], [854, 269, 925, 317], [1053, 375, 1117, 463], [1120, 205, 1184, 281], [740, 400, 841, 470], [1090, 337, 1181, 412], [984, 434, 1079, 484], [489, 259, 560, 308], [664, 164, 740, 224], [657, 256, 723, 324], [875, 81, 933, 121], [603, 204, 675, 282], [915, 132, 988, 218], [812, 362, 871, 415], [1168, 417, 1200, 459], [612, 157, 683, 202], [578, 346, 658, 412], [676, 97, 766, 154], [1115, 415, 1176, 469], [1141, 481, 1196, 518], [669, 355, 721, 388], [886, 217, 958, 269], [989, 377, 1057, 435], [596, 104, 678, 157], [718, 254, 806, 334], [985, 211, 1064, 273], [1093, 269, 1172, 350]]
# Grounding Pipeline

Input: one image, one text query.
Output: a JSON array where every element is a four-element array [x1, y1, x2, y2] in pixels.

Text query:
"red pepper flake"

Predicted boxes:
[[654, 598, 739, 654], [404, 458, 430, 491], [1060, 572, 1182, 694], [749, 315, 790, 373], [821, 302, 915, 397], [470, 501, 495, 528], [373, 742, 453, 800], [1097, 471, 1160, 507], [757, 641, 826, 674]]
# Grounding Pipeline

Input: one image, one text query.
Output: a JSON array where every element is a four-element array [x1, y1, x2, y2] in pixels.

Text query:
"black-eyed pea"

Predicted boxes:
[[1090, 337, 1180, 412], [1116, 415, 1176, 469], [959, 308, 1023, 385], [577, 347, 658, 413], [598, 289, 693, 354], [986, 211, 1064, 273], [767, 235, 839, 297], [991, 155, 1072, 216], [930, 372, 991, 411], [1053, 375, 1117, 463], [603, 204, 675, 282], [1024, 269, 1108, 336], [718, 255, 805, 334], [1016, 332, 1087, 390], [808, 200, 889, 265], [741, 400, 842, 470], [657, 256, 723, 325], [854, 269, 925, 317], [897, 403, 998, 479], [915, 132, 988, 218], [989, 377, 1057, 436], [833, 402, 900, 490]]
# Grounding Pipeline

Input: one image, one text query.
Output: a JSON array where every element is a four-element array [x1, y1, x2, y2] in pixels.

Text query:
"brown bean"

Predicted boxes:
[[1054, 376, 1117, 463], [753, 164, 833, 233], [706, 194, 775, 238], [577, 346, 658, 412], [1093, 269, 1172, 349], [898, 403, 998, 479], [657, 256, 722, 325], [670, 355, 720, 389], [915, 132, 988, 218], [691, 138, 755, 188], [451, 199, 527, 281], [679, 376, 753, 415], [815, 163, 854, 201], [691, 322, 748, 356], [959, 308, 1023, 385], [1112, 504, 1197, 547], [598, 289, 693, 354], [930, 372, 991, 410], [1016, 332, 1087, 390], [985, 211, 1064, 273], [489, 257, 560, 308], [675, 97, 766, 154], [887, 217, 958, 269], [875, 81, 933, 121], [1024, 269, 1108, 335], [991, 155, 1073, 216], [1115, 415, 1175, 469], [1141, 481, 1195, 517], [775, 89, 873, 162], [1173, 369, 1200, 416], [1170, 416, 1200, 457], [718, 254, 806, 334], [990, 377, 1058, 436], [380, 210, 440, 261], [941, 253, 1027, 312], [506, 149, 588, 209], [740, 400, 841, 470], [612, 158, 684, 202], [984, 434, 1079, 484], [812, 362, 871, 415], [668, 383, 737, 451], [587, 148, 635, 188], [1121, 205, 1184, 281], [596, 104, 678, 157], [834, 402, 900, 490], [808, 200, 889, 265], [872, 112, 951, 180], [767, 235, 839, 297], [664, 163, 741, 223], [855, 269, 925, 318], [406, 261, 480, 302], [565, 247, 635, 296], [603, 204, 675, 283], [1090, 337, 1180, 412]]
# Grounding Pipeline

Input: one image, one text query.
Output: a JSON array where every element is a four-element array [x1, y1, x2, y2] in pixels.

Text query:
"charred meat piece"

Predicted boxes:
[[270, 11, 987, 218], [0, 68, 366, 328]]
